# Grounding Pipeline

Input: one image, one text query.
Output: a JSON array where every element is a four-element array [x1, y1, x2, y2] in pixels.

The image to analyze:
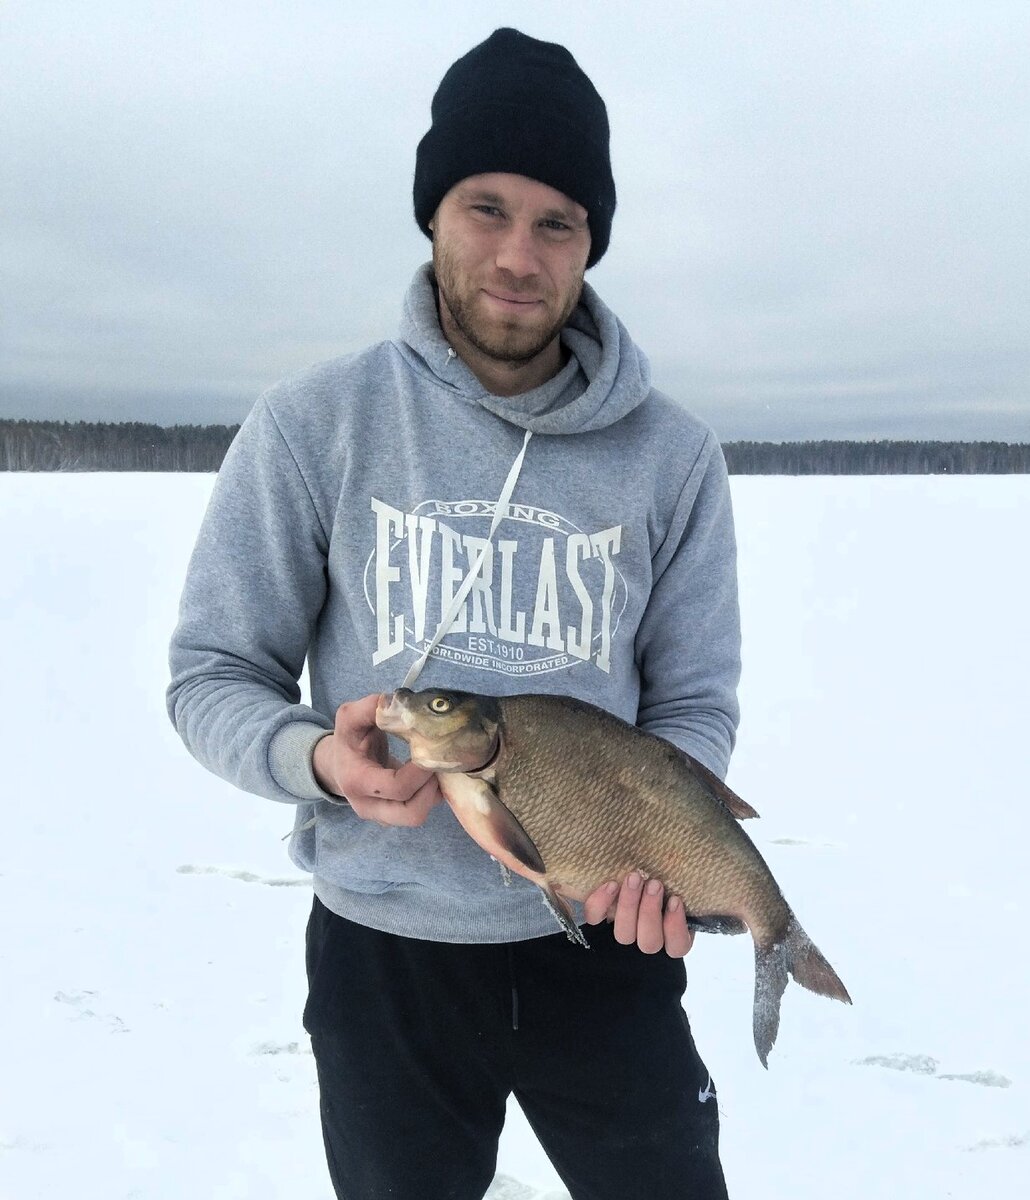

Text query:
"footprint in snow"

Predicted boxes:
[[485, 1176, 571, 1200], [965, 1132, 1030, 1152], [250, 1041, 311, 1057], [0, 1135, 50, 1154], [176, 864, 309, 887], [855, 1054, 1011, 1088], [938, 1069, 1012, 1088], [53, 989, 128, 1033]]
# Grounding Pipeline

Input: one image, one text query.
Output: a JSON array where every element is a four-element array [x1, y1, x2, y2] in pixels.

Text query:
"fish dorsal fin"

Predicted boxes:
[[685, 753, 760, 820]]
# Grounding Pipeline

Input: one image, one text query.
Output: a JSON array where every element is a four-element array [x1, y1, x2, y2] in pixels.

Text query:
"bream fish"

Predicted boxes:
[[376, 687, 852, 1066]]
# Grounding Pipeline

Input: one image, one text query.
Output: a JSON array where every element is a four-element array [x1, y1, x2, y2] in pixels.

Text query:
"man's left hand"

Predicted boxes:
[[582, 873, 694, 958]]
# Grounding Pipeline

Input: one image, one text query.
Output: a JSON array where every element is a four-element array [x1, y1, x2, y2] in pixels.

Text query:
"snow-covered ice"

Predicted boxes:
[[2, 473, 1028, 1198]]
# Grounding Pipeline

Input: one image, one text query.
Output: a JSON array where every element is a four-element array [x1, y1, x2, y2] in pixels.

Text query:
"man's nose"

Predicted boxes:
[[494, 224, 540, 278]]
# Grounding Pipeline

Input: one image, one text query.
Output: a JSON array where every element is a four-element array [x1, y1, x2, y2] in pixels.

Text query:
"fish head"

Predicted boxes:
[[375, 688, 501, 772]]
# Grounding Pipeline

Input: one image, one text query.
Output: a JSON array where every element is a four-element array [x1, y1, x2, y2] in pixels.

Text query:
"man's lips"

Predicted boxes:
[[481, 289, 543, 309]]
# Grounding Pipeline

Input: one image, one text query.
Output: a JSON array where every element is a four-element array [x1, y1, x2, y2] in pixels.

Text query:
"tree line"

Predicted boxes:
[[721, 439, 1030, 474], [1, 419, 1029, 474], [0, 420, 238, 472]]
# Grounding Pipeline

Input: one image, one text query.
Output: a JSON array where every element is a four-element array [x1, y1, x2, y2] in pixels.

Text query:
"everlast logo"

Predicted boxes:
[[365, 497, 627, 678]]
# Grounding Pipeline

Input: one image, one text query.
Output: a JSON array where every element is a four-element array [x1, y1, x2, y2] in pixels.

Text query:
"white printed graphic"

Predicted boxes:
[[364, 497, 628, 679], [698, 1073, 715, 1104]]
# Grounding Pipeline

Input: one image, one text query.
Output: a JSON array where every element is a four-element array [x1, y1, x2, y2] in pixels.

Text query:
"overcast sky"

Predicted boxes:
[[2, 0, 1028, 441]]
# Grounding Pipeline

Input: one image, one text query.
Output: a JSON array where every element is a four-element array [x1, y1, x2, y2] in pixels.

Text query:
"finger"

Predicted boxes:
[[346, 770, 442, 826], [612, 872, 643, 945], [662, 895, 695, 959], [332, 696, 390, 768], [342, 757, 437, 804], [402, 772, 443, 816], [582, 881, 619, 924], [635, 878, 666, 954], [334, 694, 380, 739], [347, 793, 435, 828]]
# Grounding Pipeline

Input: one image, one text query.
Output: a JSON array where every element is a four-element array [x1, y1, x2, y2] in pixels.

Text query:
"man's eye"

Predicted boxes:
[[473, 205, 502, 217]]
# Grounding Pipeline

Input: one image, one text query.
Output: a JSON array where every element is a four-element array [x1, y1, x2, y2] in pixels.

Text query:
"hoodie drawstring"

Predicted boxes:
[[401, 428, 532, 690]]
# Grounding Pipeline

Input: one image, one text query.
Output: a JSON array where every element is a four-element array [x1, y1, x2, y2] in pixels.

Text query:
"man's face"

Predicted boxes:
[[429, 173, 591, 368]]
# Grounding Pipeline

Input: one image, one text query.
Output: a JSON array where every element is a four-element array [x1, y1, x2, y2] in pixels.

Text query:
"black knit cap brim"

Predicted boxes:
[[414, 29, 616, 268]]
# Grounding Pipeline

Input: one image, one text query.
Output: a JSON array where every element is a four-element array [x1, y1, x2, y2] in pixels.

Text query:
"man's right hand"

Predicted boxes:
[[312, 694, 442, 826]]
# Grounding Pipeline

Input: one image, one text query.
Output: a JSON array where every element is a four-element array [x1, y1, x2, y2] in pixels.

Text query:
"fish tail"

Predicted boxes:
[[784, 915, 852, 1005], [752, 916, 852, 1066], [753, 940, 789, 1068]]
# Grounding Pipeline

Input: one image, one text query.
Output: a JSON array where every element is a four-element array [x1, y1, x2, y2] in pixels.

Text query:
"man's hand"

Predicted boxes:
[[312, 694, 442, 826], [582, 873, 695, 958]]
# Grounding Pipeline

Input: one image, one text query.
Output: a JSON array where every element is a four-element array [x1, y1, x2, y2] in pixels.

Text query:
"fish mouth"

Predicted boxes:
[[375, 689, 411, 734]]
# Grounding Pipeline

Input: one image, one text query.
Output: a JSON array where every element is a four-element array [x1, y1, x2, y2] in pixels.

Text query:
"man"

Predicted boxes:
[[168, 27, 740, 1200]]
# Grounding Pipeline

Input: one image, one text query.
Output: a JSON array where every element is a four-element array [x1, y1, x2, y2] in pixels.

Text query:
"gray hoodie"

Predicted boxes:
[[167, 265, 741, 942]]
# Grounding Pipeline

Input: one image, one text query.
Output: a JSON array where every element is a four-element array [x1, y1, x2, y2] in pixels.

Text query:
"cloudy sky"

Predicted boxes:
[[2, 0, 1028, 441]]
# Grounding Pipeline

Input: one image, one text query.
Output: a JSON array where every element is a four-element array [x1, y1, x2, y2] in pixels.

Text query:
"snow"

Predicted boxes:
[[2, 472, 1028, 1198]]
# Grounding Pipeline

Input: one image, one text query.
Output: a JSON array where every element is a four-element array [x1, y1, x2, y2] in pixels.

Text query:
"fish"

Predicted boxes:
[[375, 686, 852, 1066]]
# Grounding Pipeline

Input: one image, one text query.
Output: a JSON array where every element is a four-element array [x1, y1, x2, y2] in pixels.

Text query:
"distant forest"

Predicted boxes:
[[2, 419, 1029, 474]]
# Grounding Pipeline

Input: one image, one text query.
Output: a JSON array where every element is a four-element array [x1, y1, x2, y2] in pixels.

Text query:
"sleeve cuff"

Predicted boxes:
[[268, 720, 338, 802]]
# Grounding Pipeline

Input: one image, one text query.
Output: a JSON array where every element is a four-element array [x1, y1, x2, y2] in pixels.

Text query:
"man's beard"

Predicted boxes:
[[433, 242, 583, 365]]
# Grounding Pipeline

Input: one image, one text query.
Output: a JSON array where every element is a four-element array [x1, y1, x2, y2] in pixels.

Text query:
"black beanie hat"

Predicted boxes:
[[413, 28, 616, 268]]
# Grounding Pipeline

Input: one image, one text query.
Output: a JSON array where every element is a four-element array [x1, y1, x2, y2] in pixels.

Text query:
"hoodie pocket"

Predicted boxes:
[[313, 805, 401, 894], [310, 800, 514, 900]]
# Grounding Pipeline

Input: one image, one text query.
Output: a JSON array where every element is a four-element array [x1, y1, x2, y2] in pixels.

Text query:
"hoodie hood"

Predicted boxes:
[[395, 263, 651, 435]]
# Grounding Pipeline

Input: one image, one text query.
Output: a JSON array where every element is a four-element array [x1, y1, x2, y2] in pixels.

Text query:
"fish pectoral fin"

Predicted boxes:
[[483, 789, 547, 875], [684, 752, 760, 820], [540, 884, 589, 948], [439, 774, 546, 876]]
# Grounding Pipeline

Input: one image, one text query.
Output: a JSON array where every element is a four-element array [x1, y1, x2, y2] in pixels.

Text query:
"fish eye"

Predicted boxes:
[[429, 696, 452, 714]]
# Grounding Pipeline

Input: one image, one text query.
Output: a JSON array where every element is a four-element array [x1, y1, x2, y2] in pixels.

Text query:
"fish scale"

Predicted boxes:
[[496, 695, 780, 931]]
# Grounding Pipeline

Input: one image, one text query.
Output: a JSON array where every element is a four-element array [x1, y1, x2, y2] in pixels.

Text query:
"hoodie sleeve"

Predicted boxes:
[[166, 396, 336, 804], [634, 434, 741, 778]]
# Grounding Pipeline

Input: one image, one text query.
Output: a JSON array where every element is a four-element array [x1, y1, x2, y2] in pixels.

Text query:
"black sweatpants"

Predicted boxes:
[[303, 896, 728, 1200]]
